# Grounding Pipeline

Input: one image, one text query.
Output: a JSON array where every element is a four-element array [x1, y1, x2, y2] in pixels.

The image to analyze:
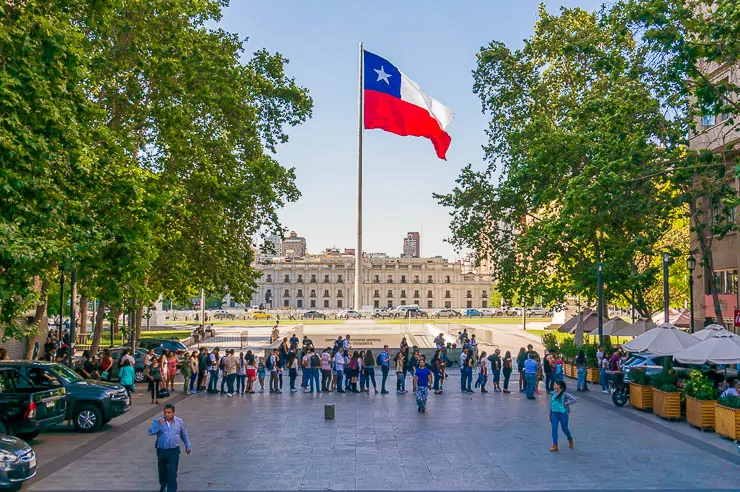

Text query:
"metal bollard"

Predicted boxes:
[[324, 403, 335, 420]]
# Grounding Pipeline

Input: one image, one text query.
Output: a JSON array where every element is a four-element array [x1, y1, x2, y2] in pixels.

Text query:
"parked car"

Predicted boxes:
[[101, 348, 148, 383], [432, 309, 460, 319], [0, 366, 66, 440], [135, 338, 188, 357], [621, 353, 667, 383], [0, 362, 131, 433], [463, 308, 484, 318], [527, 307, 551, 317], [393, 307, 427, 318], [478, 308, 496, 317], [0, 435, 37, 490], [372, 309, 393, 319], [340, 310, 364, 319], [302, 310, 327, 320]]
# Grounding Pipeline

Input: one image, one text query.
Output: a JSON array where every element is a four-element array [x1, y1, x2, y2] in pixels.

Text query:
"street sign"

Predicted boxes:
[[734, 309, 740, 328]]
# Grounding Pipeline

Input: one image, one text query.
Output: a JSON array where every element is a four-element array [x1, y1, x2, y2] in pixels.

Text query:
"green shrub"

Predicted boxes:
[[559, 337, 578, 360], [683, 371, 717, 401], [541, 332, 559, 353], [718, 395, 740, 409], [630, 370, 651, 385], [650, 370, 679, 392], [584, 344, 599, 368]]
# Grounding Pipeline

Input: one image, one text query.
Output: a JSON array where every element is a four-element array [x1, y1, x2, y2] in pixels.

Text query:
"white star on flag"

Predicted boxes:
[[374, 66, 392, 85]]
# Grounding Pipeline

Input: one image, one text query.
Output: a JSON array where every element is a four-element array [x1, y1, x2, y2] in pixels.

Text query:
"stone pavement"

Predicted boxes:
[[24, 372, 740, 491]]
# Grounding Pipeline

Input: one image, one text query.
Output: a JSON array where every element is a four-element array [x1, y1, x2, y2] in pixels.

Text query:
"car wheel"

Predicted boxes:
[[135, 369, 145, 383], [73, 404, 102, 432], [16, 431, 40, 441]]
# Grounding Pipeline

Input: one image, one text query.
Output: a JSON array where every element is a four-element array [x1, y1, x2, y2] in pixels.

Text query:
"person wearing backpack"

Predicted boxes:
[[320, 348, 332, 392], [208, 348, 220, 393], [395, 350, 407, 394], [333, 347, 346, 393], [348, 351, 360, 393], [268, 349, 281, 393], [219, 352, 229, 394], [378, 345, 391, 394], [308, 348, 322, 393]]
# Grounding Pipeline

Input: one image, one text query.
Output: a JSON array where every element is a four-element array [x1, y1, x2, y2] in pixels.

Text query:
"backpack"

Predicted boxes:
[[376, 353, 383, 366], [266, 356, 274, 370], [219, 356, 226, 370], [310, 354, 320, 368], [555, 363, 563, 376], [349, 358, 358, 370]]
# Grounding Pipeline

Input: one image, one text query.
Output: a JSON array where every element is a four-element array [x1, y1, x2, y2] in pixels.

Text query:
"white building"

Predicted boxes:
[[225, 255, 492, 311]]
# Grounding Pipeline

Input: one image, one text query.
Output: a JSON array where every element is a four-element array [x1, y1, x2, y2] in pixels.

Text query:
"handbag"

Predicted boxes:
[[157, 388, 170, 398], [101, 371, 109, 380]]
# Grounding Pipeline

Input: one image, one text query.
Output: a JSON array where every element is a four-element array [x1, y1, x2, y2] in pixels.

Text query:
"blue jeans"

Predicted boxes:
[[600, 368, 609, 391], [220, 373, 227, 392], [397, 372, 406, 391], [550, 411, 572, 445], [309, 368, 321, 392], [525, 373, 536, 398], [465, 368, 473, 391], [208, 370, 219, 392], [433, 369, 441, 390], [460, 368, 467, 391], [545, 373, 554, 392], [577, 368, 586, 390], [157, 447, 181, 492], [363, 368, 376, 390], [237, 374, 246, 394], [336, 370, 344, 391]]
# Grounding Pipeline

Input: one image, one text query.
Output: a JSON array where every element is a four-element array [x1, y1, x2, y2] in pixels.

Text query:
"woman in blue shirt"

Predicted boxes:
[[119, 358, 135, 397], [549, 380, 577, 452]]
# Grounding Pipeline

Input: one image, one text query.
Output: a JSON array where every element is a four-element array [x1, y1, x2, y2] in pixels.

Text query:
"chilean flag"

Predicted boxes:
[[363, 50, 454, 159]]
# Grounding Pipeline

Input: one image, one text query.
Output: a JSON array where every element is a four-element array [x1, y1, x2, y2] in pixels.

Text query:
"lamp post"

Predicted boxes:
[[662, 252, 670, 324], [687, 255, 697, 334], [597, 263, 604, 346]]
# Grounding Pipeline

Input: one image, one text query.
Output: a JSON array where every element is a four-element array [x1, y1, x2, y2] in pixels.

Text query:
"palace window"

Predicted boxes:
[[427, 275, 433, 283], [445, 276, 451, 283], [337, 290, 343, 297], [445, 290, 451, 298], [310, 290, 316, 298], [297, 275, 303, 283], [387, 290, 393, 298], [310, 275, 316, 283], [324, 300, 329, 308], [414, 290, 419, 298], [323, 290, 330, 297], [337, 275, 344, 283], [400, 290, 406, 298], [427, 290, 433, 298], [414, 276, 420, 283], [297, 300, 303, 308], [283, 289, 289, 297], [427, 300, 433, 308], [284, 275, 290, 283], [266, 275, 272, 282], [466, 290, 472, 299], [401, 275, 406, 283], [337, 300, 343, 308], [324, 275, 330, 283], [310, 300, 316, 308], [374, 290, 380, 298], [387, 275, 393, 283], [297, 289, 303, 297]]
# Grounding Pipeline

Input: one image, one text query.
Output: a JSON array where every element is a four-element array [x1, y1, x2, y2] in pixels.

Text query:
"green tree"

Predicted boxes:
[[437, 5, 684, 317]]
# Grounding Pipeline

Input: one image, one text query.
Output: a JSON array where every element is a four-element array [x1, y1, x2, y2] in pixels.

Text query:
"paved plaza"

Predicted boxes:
[[22, 370, 740, 491]]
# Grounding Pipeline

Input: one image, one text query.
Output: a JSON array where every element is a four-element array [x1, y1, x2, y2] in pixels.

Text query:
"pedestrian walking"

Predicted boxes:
[[147, 403, 192, 492], [119, 358, 135, 398], [363, 350, 378, 393], [502, 350, 513, 393], [167, 350, 178, 392], [575, 350, 588, 392], [395, 350, 406, 393], [549, 381, 577, 452], [145, 358, 163, 404], [413, 357, 432, 413], [479, 351, 489, 393], [379, 345, 391, 394], [516, 347, 526, 393], [257, 357, 266, 392], [180, 351, 193, 395], [524, 352, 539, 400]]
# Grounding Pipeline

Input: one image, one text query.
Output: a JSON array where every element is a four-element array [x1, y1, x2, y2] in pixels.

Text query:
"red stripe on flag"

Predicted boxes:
[[364, 90, 451, 160]]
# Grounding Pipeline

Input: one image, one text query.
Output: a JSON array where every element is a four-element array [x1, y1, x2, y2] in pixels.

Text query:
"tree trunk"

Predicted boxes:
[[24, 279, 50, 359], [89, 300, 106, 356], [134, 302, 144, 341], [112, 306, 121, 337], [79, 296, 88, 336], [690, 197, 724, 324]]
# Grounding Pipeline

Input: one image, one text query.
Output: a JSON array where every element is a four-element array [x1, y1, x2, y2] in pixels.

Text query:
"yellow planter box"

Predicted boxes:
[[564, 363, 576, 379], [587, 367, 600, 384], [686, 396, 715, 431], [652, 388, 681, 420], [715, 404, 740, 440], [630, 382, 653, 411]]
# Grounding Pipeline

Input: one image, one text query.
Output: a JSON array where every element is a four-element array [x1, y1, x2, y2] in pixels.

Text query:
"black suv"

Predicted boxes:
[[135, 338, 188, 356], [0, 366, 66, 440], [0, 362, 131, 433]]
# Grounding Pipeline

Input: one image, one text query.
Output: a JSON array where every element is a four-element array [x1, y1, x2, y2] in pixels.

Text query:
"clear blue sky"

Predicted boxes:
[[220, 1, 604, 259]]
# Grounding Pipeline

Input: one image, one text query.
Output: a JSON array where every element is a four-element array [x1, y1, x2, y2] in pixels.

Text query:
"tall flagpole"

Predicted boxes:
[[354, 42, 364, 310]]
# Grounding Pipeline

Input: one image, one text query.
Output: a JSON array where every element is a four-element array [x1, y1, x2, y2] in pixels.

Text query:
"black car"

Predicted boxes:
[[0, 435, 36, 490], [99, 348, 148, 383], [302, 310, 327, 320], [0, 367, 66, 440], [0, 362, 131, 433]]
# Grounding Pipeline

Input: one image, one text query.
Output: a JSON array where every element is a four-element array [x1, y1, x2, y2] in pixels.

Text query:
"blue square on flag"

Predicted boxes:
[[364, 51, 401, 98]]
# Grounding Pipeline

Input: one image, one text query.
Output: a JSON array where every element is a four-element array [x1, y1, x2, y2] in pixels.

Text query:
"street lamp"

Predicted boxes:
[[687, 255, 697, 333], [662, 252, 670, 324], [597, 263, 604, 346]]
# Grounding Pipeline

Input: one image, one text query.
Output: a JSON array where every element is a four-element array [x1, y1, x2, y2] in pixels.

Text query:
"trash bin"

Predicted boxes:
[[324, 403, 335, 420]]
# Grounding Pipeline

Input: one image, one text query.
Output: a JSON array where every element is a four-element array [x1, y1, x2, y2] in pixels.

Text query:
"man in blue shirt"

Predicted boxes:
[[379, 345, 391, 394], [148, 403, 192, 492], [524, 354, 539, 400], [413, 357, 433, 413]]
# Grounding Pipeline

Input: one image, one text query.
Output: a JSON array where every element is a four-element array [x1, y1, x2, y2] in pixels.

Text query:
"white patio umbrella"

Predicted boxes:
[[611, 318, 656, 337], [589, 317, 630, 336], [674, 333, 740, 365], [693, 324, 736, 340], [621, 322, 700, 356]]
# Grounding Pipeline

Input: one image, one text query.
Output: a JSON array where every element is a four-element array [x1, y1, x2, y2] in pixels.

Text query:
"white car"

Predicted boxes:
[[527, 307, 551, 317], [372, 309, 393, 319], [340, 310, 364, 319]]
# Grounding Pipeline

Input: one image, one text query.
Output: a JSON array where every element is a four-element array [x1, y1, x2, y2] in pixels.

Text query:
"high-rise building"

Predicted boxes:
[[281, 231, 307, 258], [403, 232, 420, 258]]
